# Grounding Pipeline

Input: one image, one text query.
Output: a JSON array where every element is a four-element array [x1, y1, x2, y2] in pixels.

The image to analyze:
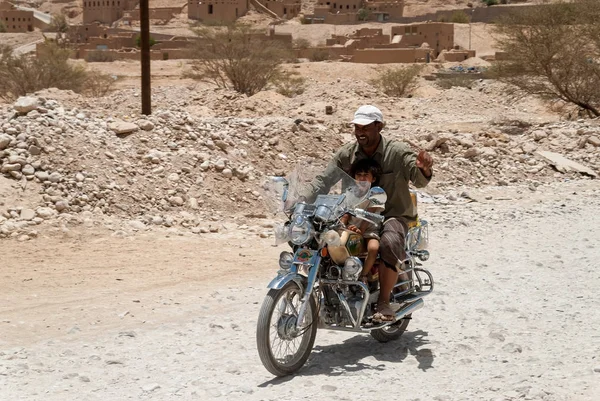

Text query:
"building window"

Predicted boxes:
[[208, 4, 213, 14]]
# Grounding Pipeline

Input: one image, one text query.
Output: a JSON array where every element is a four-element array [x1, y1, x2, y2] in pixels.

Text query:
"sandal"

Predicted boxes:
[[373, 303, 395, 322]]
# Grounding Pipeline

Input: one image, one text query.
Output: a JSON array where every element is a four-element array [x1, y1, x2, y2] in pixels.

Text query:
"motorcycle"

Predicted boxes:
[[256, 164, 433, 376]]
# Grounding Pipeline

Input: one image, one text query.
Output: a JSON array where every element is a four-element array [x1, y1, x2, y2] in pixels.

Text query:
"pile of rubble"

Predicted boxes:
[[0, 95, 342, 238], [0, 88, 598, 239]]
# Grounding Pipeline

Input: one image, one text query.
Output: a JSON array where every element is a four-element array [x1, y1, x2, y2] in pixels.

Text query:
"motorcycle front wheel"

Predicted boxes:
[[256, 281, 318, 376]]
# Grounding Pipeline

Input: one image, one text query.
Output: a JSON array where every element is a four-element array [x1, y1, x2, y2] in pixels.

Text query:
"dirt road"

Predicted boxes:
[[1, 181, 599, 401]]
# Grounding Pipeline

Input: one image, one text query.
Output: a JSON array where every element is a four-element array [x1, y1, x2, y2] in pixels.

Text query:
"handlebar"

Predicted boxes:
[[351, 208, 385, 225]]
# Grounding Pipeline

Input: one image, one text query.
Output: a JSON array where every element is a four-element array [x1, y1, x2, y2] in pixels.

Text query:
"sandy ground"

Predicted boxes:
[[1, 180, 599, 401]]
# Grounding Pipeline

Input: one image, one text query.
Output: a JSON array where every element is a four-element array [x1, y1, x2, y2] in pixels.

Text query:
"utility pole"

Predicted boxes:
[[140, 0, 151, 115], [469, 8, 475, 50]]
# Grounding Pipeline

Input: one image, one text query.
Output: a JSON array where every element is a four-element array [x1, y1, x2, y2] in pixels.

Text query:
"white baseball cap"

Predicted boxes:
[[350, 105, 384, 126]]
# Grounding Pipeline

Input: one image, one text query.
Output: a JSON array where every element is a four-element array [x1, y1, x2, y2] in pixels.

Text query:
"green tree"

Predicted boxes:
[[369, 66, 422, 97], [357, 9, 371, 22], [0, 42, 114, 100], [494, 0, 600, 116], [50, 13, 69, 33], [135, 35, 157, 47], [187, 24, 293, 96]]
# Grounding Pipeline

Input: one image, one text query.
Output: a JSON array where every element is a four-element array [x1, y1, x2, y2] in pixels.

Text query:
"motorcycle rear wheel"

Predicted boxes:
[[256, 281, 318, 376], [370, 314, 411, 343]]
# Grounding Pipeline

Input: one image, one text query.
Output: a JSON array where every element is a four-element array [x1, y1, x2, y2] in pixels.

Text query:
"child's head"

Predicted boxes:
[[350, 158, 382, 185]]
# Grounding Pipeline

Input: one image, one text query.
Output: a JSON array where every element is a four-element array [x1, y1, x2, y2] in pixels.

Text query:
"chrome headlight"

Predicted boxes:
[[278, 251, 294, 270], [289, 215, 314, 245], [342, 257, 362, 281]]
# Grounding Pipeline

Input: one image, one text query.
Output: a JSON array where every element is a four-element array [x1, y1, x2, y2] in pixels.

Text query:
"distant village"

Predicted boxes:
[[1, 0, 532, 63]]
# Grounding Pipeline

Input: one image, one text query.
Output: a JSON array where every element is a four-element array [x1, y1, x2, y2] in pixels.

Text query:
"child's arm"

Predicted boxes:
[[340, 213, 350, 226]]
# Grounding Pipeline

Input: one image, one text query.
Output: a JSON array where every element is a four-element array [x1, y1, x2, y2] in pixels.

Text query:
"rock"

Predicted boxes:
[[28, 145, 42, 155], [35, 171, 49, 181], [521, 142, 537, 154], [0, 134, 11, 150], [14, 96, 39, 114], [75, 173, 85, 182], [169, 196, 184, 206], [21, 165, 35, 176], [502, 343, 523, 353], [222, 168, 233, 179], [108, 120, 139, 135], [537, 150, 598, 178], [36, 207, 56, 219], [48, 172, 62, 183], [142, 384, 161, 392], [137, 120, 154, 131], [593, 366, 600, 373], [215, 140, 228, 150], [463, 148, 480, 159], [588, 136, 600, 147], [1, 163, 22, 173], [8, 155, 26, 165], [215, 160, 226, 171], [129, 220, 147, 231], [20, 209, 36, 221], [531, 130, 547, 141], [426, 137, 450, 152], [55, 200, 70, 212], [167, 173, 180, 182], [189, 198, 199, 209], [199, 161, 210, 171]]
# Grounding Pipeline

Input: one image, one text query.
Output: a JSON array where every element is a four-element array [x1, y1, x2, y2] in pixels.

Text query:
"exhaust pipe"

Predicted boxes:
[[394, 298, 424, 320]]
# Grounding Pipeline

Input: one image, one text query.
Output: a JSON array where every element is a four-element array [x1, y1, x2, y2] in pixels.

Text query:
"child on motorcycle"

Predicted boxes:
[[340, 158, 385, 283]]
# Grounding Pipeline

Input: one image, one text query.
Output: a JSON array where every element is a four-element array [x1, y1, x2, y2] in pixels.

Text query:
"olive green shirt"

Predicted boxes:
[[309, 135, 432, 221]]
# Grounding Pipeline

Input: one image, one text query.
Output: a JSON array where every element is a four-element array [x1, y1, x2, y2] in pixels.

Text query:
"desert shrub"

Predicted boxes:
[[494, 0, 600, 117], [482, 0, 498, 6], [450, 11, 470, 23], [135, 35, 157, 47], [49, 13, 69, 33], [0, 21, 6, 33], [187, 24, 293, 96], [272, 71, 306, 97], [85, 50, 116, 62], [357, 8, 370, 21], [293, 38, 310, 49], [309, 48, 329, 62], [437, 75, 478, 89], [0, 42, 87, 100], [84, 72, 117, 97], [300, 16, 311, 25], [369, 65, 422, 97]]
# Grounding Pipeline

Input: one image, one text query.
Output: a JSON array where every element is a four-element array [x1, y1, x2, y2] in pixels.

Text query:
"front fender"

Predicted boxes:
[[267, 271, 304, 291]]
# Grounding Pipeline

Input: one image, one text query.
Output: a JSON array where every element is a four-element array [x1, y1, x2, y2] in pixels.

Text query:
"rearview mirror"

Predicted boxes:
[[368, 186, 387, 207]]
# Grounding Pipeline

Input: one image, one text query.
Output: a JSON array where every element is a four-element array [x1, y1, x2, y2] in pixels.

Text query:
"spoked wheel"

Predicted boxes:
[[370, 314, 411, 343], [256, 281, 318, 376]]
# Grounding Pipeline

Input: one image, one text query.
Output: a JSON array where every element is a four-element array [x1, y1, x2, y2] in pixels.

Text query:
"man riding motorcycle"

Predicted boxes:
[[303, 105, 434, 321]]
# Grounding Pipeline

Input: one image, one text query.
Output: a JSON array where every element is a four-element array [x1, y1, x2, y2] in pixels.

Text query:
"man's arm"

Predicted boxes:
[[400, 146, 433, 188], [300, 151, 347, 202]]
